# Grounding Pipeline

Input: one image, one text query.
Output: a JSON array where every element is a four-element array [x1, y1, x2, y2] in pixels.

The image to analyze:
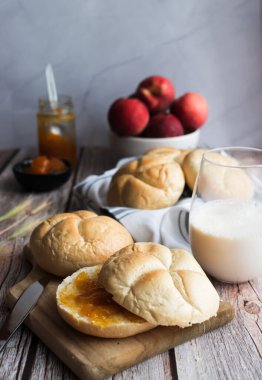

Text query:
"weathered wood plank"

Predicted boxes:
[[0, 148, 77, 380], [74, 145, 117, 182], [0, 149, 17, 173], [22, 340, 76, 380], [113, 351, 173, 380], [175, 278, 262, 380], [68, 146, 118, 211]]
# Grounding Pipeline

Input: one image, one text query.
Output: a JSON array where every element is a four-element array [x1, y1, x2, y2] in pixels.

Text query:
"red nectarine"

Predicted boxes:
[[108, 98, 149, 136], [170, 92, 208, 131], [136, 76, 175, 114], [143, 114, 184, 138]]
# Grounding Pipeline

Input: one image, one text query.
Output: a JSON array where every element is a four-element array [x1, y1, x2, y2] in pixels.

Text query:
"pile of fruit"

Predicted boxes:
[[108, 76, 208, 138]]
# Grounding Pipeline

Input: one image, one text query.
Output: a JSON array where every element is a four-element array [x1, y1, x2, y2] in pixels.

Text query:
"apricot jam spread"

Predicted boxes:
[[59, 271, 145, 327], [37, 96, 77, 165], [27, 156, 67, 175]]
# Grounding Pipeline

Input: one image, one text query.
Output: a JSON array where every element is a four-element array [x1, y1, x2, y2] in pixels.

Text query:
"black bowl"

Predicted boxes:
[[12, 159, 72, 192]]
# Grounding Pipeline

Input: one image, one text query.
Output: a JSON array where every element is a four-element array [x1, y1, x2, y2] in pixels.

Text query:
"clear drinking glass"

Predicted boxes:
[[189, 147, 262, 283]]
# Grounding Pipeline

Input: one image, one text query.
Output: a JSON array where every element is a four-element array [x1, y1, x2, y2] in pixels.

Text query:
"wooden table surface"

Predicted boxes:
[[0, 146, 261, 380]]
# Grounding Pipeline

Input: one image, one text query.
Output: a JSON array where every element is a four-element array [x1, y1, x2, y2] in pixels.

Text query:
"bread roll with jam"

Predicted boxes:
[[99, 242, 219, 327], [107, 154, 185, 209], [56, 265, 154, 338], [30, 210, 133, 276]]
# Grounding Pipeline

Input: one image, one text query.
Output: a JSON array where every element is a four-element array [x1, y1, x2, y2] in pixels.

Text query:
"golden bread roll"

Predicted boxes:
[[56, 266, 154, 338], [145, 146, 191, 165], [182, 148, 208, 190], [183, 149, 254, 200], [107, 154, 185, 209], [175, 149, 192, 165], [30, 210, 133, 276], [197, 150, 254, 200], [99, 243, 220, 327]]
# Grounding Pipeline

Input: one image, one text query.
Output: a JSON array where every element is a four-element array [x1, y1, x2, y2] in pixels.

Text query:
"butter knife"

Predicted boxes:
[[0, 277, 48, 353]]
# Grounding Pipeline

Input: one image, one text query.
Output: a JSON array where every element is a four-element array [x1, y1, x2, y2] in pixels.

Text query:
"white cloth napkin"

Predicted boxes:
[[74, 159, 191, 250]]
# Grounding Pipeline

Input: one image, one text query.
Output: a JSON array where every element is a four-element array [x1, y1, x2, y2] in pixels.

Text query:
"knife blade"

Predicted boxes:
[[0, 277, 48, 353]]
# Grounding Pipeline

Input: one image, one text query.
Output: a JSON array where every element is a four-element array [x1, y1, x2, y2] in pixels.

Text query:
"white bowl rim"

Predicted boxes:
[[109, 128, 200, 142]]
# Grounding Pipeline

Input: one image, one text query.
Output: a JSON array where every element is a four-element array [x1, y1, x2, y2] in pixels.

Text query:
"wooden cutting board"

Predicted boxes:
[[7, 246, 235, 380]]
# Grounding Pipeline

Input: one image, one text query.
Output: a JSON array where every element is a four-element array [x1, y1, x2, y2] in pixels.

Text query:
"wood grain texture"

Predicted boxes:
[[0, 148, 77, 380], [0, 149, 17, 173], [175, 278, 262, 380], [7, 262, 234, 380]]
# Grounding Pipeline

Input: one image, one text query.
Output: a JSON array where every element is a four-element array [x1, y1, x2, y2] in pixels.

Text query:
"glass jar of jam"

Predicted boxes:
[[37, 95, 77, 165]]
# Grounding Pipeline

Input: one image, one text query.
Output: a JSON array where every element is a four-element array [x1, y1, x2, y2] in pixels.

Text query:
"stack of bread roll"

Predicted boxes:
[[107, 147, 253, 209], [29, 213, 220, 338], [107, 147, 207, 209], [56, 242, 220, 338]]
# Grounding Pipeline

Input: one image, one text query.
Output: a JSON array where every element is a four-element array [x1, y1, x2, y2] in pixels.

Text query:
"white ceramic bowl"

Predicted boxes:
[[109, 129, 200, 157]]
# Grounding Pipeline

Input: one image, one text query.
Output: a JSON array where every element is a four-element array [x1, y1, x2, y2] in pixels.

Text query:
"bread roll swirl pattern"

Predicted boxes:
[[107, 155, 185, 209], [99, 243, 219, 327], [145, 146, 191, 165], [30, 210, 133, 276]]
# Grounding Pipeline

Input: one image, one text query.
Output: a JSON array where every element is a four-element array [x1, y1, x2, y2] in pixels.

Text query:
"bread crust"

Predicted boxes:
[[56, 266, 154, 338], [108, 154, 185, 209], [182, 149, 207, 191], [30, 210, 133, 276], [197, 151, 254, 200], [182, 149, 254, 199], [145, 146, 191, 165], [99, 243, 220, 327]]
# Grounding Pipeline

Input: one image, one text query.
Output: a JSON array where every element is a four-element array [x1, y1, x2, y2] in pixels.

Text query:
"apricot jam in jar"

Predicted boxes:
[[37, 96, 77, 165]]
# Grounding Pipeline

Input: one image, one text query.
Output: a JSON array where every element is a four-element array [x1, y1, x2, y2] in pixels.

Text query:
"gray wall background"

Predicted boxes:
[[1, 0, 262, 150]]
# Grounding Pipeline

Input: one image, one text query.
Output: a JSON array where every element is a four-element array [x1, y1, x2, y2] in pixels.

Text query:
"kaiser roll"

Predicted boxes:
[[182, 148, 208, 191], [183, 149, 254, 199], [56, 266, 154, 338], [107, 154, 185, 209], [145, 146, 191, 165], [30, 210, 133, 276], [197, 150, 254, 200], [99, 242, 220, 327]]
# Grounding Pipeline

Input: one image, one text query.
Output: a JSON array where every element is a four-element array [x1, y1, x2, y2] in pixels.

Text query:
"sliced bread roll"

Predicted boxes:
[[99, 243, 220, 327], [56, 266, 154, 338], [30, 210, 133, 277]]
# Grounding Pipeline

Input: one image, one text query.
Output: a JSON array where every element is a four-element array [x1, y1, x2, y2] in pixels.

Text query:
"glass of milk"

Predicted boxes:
[[189, 147, 262, 283]]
